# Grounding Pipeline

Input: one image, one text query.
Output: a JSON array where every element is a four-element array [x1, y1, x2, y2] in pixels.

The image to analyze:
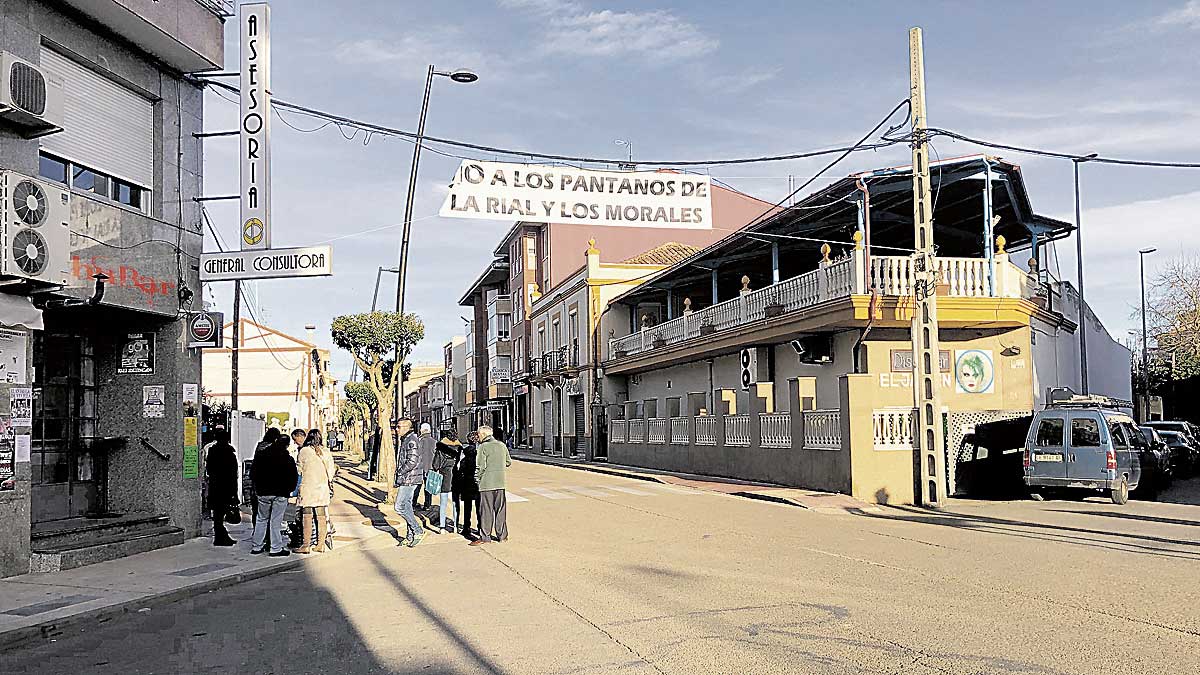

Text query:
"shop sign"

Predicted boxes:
[[890, 349, 950, 373], [120, 333, 155, 374], [440, 160, 713, 229], [187, 312, 224, 349], [200, 245, 333, 282], [562, 377, 582, 396], [240, 2, 272, 250], [513, 383, 529, 396], [143, 385, 166, 418], [486, 400, 506, 411]]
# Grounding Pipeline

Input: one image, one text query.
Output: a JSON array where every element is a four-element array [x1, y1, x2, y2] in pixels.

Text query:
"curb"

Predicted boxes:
[[511, 454, 668, 485], [0, 527, 382, 653]]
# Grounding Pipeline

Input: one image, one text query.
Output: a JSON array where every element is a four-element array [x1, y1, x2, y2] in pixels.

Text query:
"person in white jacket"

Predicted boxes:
[[295, 429, 337, 554]]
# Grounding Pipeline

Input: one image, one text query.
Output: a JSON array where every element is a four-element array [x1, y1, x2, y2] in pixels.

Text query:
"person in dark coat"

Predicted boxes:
[[205, 428, 239, 546], [432, 430, 461, 533], [250, 427, 282, 528], [452, 431, 481, 540], [249, 435, 299, 556]]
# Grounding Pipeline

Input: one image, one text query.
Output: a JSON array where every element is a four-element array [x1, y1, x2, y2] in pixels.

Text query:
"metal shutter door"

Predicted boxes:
[[38, 48, 154, 188]]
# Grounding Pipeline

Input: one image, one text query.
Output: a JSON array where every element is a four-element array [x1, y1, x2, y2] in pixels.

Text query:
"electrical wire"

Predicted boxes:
[[71, 230, 201, 260], [923, 128, 1200, 168], [201, 79, 905, 168]]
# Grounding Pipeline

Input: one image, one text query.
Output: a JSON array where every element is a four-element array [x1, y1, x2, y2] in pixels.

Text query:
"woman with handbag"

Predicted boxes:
[[295, 429, 337, 554], [204, 428, 240, 547], [433, 430, 462, 533]]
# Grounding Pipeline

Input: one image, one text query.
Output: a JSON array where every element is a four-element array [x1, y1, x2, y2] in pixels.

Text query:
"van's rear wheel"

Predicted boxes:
[[1110, 477, 1130, 505]]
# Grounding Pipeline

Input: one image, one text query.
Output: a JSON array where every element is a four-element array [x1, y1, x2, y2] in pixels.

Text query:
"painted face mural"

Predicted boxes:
[[955, 350, 994, 394]]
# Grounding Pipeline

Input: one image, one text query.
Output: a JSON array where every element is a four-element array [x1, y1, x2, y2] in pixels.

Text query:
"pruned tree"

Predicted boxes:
[[1146, 256, 1200, 382], [331, 312, 424, 494]]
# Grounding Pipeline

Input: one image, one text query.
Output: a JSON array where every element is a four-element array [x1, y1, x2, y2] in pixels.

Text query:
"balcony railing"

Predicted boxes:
[[759, 412, 791, 448], [695, 416, 717, 445], [611, 250, 1032, 359], [802, 410, 842, 450], [610, 419, 627, 443], [724, 415, 751, 447], [873, 408, 916, 451], [533, 344, 581, 378], [670, 417, 688, 445], [647, 419, 668, 444], [628, 419, 646, 443]]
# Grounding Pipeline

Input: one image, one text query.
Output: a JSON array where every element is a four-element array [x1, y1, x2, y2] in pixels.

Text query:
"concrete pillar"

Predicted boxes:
[[842, 374, 913, 505]]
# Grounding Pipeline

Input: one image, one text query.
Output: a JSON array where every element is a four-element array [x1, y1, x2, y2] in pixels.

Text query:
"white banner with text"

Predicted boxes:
[[439, 161, 712, 229]]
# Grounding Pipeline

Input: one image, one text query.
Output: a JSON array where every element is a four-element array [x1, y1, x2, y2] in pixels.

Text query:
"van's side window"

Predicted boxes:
[[1107, 421, 1131, 448], [1035, 418, 1064, 446], [1072, 418, 1102, 447], [1122, 423, 1145, 448]]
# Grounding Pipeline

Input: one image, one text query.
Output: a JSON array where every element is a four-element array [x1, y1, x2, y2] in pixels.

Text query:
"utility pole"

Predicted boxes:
[[908, 27, 946, 507], [231, 280, 241, 411]]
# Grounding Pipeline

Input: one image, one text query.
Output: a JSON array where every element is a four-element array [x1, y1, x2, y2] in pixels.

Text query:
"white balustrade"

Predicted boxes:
[[670, 417, 689, 445], [824, 257, 856, 298], [937, 257, 990, 297], [695, 416, 717, 446], [628, 419, 646, 443], [759, 412, 791, 448], [648, 418, 667, 445], [724, 414, 751, 447], [873, 408, 916, 451], [802, 410, 842, 450], [609, 420, 627, 444]]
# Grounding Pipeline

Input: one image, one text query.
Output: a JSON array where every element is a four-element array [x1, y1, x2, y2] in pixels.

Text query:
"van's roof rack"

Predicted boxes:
[[1048, 394, 1132, 409]]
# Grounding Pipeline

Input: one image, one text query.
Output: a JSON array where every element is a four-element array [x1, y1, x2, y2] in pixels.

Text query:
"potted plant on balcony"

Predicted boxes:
[[764, 291, 786, 318], [651, 331, 667, 348], [698, 320, 717, 336]]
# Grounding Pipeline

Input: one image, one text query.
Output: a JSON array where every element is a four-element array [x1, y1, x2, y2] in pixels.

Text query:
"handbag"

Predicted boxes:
[[224, 498, 242, 525], [424, 470, 443, 495]]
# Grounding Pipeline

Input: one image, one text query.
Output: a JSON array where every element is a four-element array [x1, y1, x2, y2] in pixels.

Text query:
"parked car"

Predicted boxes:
[[1143, 420, 1200, 449], [1135, 427, 1174, 497], [1155, 430, 1197, 477], [1024, 397, 1141, 504], [956, 416, 1033, 498]]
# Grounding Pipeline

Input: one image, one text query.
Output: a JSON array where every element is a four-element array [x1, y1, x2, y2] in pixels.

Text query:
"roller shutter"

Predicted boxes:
[[38, 48, 154, 189]]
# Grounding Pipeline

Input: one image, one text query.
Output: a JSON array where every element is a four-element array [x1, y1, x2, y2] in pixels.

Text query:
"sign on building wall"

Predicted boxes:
[[187, 312, 224, 349], [200, 246, 333, 282], [0, 329, 27, 384], [955, 350, 995, 394], [143, 385, 166, 418], [0, 420, 12, 491], [240, 3, 272, 250], [890, 349, 950, 372], [183, 416, 199, 479], [119, 333, 155, 374], [440, 161, 713, 229], [10, 387, 31, 427]]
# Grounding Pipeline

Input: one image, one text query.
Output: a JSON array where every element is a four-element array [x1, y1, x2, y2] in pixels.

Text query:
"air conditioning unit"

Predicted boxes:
[[0, 172, 70, 286], [0, 52, 64, 138]]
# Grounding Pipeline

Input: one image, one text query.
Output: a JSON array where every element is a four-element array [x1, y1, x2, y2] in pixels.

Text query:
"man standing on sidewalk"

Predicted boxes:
[[393, 418, 426, 547], [471, 425, 511, 546], [250, 435, 298, 556], [411, 423, 437, 514], [205, 427, 239, 547]]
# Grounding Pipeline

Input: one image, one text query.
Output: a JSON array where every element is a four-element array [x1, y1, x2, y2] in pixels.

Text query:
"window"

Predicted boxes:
[[537, 326, 546, 356], [1035, 418, 1064, 447], [525, 236, 537, 271], [1071, 418, 1101, 447], [552, 318, 561, 349], [38, 152, 149, 213]]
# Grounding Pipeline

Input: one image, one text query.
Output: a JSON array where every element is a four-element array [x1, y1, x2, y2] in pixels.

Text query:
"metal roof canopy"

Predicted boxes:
[[614, 155, 1072, 307]]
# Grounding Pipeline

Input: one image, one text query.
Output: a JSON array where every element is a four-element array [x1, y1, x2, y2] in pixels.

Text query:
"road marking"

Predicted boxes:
[[603, 485, 656, 496], [648, 483, 702, 494], [506, 492, 530, 502], [562, 485, 615, 497], [524, 487, 574, 499]]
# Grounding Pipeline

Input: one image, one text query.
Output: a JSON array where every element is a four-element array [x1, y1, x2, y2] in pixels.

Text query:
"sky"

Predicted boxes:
[[201, 0, 1200, 383]]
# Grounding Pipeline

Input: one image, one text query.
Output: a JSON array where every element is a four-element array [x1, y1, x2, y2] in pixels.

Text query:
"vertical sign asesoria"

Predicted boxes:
[[240, 3, 271, 250]]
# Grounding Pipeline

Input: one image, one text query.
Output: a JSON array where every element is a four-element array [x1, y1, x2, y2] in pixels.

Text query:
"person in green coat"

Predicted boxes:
[[470, 425, 511, 546]]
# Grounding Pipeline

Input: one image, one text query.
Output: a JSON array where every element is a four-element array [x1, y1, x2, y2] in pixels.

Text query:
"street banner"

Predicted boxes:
[[200, 245, 333, 282], [240, 2, 271, 250], [439, 160, 712, 229]]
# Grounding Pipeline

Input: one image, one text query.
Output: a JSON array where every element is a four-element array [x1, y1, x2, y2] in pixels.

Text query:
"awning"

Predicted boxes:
[[0, 293, 43, 330]]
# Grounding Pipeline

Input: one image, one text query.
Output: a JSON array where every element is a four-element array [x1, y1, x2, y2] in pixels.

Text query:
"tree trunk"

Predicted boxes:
[[374, 406, 396, 500]]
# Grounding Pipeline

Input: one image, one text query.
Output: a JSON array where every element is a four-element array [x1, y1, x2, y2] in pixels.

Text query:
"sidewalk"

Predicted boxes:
[[511, 451, 879, 514], [0, 453, 396, 651]]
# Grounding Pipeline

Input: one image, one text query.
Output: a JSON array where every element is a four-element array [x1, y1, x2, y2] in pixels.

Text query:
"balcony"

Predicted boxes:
[[487, 293, 513, 316], [529, 344, 581, 382], [60, 0, 227, 71], [609, 247, 1036, 362]]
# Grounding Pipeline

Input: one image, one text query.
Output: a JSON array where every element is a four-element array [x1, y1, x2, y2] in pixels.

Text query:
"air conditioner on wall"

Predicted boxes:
[[0, 52, 64, 138], [0, 171, 70, 286]]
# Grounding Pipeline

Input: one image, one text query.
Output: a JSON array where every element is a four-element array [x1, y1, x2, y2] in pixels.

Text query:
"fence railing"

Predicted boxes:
[[802, 410, 842, 450], [670, 417, 689, 445], [609, 420, 627, 444], [759, 412, 792, 448], [724, 414, 751, 447], [628, 419, 646, 444], [695, 416, 717, 446], [647, 418, 668, 445], [873, 408, 915, 451]]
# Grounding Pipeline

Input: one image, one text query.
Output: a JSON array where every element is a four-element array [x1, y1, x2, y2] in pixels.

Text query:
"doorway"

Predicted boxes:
[[31, 333, 104, 522], [541, 400, 554, 455], [571, 395, 586, 457]]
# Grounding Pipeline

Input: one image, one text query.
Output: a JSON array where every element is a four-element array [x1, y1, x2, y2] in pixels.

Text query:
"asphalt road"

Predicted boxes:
[[5, 461, 1199, 674]]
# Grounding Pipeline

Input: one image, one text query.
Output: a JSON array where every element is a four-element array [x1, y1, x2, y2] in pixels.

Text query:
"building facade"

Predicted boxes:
[[600, 156, 1131, 504], [0, 0, 225, 577], [202, 319, 336, 432]]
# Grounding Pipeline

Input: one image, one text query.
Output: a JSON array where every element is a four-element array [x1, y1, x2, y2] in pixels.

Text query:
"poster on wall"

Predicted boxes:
[[182, 384, 199, 418], [119, 333, 156, 374], [143, 385, 166, 418], [0, 418, 12, 491], [183, 416, 199, 479], [14, 434, 30, 463], [0, 329, 28, 384], [10, 387, 31, 427], [955, 349, 995, 394]]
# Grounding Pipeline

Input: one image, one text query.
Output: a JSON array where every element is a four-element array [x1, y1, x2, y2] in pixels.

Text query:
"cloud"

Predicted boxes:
[[704, 66, 781, 94], [1154, 1, 1200, 29], [332, 34, 494, 80], [501, 1, 717, 59]]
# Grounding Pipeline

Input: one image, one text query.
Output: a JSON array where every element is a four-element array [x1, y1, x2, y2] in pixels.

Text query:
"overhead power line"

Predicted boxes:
[[918, 128, 1200, 169]]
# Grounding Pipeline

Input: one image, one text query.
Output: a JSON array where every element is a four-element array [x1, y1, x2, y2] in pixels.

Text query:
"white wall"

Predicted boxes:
[[1032, 281, 1132, 406]]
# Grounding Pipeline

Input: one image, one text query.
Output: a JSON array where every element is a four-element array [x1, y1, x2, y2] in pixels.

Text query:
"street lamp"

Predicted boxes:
[[1073, 152, 1098, 394], [1139, 246, 1156, 420], [614, 139, 634, 168], [393, 65, 478, 426]]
